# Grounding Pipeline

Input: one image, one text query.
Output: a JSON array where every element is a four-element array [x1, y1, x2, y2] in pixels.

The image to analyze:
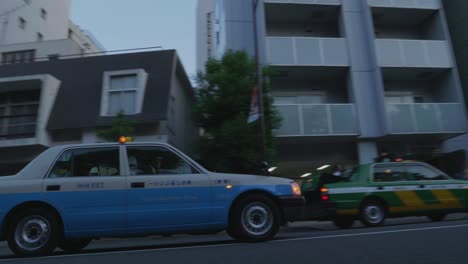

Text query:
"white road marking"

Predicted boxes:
[[2, 223, 468, 262], [271, 223, 468, 243]]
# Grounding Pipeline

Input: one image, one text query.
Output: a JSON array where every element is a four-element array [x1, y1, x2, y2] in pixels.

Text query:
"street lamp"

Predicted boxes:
[[252, 0, 267, 165]]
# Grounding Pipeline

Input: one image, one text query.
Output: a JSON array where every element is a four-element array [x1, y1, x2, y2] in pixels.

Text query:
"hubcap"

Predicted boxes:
[[364, 205, 384, 224], [15, 216, 50, 251], [241, 202, 273, 236]]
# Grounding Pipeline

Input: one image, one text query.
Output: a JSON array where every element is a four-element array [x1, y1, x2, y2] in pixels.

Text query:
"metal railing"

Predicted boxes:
[[386, 103, 467, 134], [274, 103, 358, 136]]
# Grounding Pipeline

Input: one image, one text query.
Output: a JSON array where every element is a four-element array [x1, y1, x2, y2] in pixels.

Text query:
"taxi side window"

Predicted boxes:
[[126, 146, 199, 176], [49, 147, 120, 178], [373, 165, 407, 182], [406, 165, 449, 181]]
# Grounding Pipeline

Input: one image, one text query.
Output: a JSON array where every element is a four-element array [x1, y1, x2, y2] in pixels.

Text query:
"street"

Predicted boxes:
[[1, 214, 468, 264]]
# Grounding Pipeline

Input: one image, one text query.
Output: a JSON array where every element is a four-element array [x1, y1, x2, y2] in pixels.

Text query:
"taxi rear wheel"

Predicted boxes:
[[58, 238, 92, 252], [360, 200, 386, 227], [7, 209, 59, 257], [228, 194, 280, 242]]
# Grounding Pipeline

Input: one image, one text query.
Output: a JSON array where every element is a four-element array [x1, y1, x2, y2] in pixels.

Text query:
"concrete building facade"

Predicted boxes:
[[198, 0, 468, 178], [0, 0, 71, 45], [1, 0, 103, 66], [196, 0, 216, 73]]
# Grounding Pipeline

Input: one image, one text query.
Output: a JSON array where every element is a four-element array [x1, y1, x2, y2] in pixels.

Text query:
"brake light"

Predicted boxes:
[[320, 187, 330, 201]]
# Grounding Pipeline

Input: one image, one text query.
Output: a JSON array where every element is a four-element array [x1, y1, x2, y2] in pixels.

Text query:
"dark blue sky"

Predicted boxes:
[[71, 0, 197, 79]]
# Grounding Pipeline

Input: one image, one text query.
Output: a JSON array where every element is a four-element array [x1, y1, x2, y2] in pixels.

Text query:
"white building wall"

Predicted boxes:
[[196, 0, 215, 73], [0, 0, 71, 45]]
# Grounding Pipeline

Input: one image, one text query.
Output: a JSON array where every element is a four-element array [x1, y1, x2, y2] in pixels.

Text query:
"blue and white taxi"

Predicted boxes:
[[0, 141, 303, 256]]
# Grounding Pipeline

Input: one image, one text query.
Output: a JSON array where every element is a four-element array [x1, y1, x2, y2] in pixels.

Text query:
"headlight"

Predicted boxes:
[[290, 181, 302, 196]]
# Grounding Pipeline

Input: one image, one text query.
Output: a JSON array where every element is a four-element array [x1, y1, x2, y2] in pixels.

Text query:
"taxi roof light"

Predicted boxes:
[[118, 136, 133, 144]]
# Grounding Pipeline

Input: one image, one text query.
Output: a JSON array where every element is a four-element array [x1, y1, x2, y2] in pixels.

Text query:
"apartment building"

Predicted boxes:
[[199, 0, 468, 177], [0, 0, 103, 65], [196, 0, 216, 72]]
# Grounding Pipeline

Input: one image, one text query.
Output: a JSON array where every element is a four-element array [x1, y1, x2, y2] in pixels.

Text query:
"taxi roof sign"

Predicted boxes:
[[118, 136, 133, 144]]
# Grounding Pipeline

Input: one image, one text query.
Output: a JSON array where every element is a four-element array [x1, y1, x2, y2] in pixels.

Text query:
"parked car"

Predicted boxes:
[[0, 142, 304, 257], [301, 162, 468, 229]]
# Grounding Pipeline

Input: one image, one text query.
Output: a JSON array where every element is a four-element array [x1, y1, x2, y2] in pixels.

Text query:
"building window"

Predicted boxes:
[[18, 17, 26, 30], [40, 8, 47, 20], [37, 32, 43, 42], [1, 50, 35, 65], [0, 90, 40, 139], [100, 69, 148, 116]]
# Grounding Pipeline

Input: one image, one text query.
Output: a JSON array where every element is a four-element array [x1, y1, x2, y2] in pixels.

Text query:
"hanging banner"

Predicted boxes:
[[247, 86, 260, 123]]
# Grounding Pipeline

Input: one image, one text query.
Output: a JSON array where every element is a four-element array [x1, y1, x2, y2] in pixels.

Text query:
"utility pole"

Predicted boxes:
[[252, 0, 267, 167]]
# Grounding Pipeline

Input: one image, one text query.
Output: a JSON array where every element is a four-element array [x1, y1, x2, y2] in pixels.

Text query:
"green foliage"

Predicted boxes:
[[193, 50, 282, 174], [97, 111, 135, 142]]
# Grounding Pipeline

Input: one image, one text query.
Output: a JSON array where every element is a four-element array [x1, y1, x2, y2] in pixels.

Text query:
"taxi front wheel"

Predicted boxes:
[[228, 194, 280, 242], [360, 200, 386, 227], [7, 208, 59, 257]]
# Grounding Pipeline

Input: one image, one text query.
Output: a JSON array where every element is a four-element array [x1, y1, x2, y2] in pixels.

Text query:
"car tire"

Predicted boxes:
[[360, 200, 386, 227], [227, 194, 280, 242], [428, 214, 446, 222], [7, 208, 60, 257], [333, 217, 354, 229], [58, 238, 92, 252]]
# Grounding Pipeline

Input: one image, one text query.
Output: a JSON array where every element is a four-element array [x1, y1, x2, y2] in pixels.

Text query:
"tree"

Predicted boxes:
[[97, 111, 135, 142], [194, 50, 281, 174]]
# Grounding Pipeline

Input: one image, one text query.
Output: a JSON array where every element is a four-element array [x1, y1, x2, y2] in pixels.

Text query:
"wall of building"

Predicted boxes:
[[196, 0, 215, 73], [0, 0, 71, 45], [168, 65, 196, 154]]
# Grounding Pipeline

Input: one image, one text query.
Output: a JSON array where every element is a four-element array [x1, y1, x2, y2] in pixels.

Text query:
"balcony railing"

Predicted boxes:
[[368, 0, 440, 9], [386, 103, 467, 134], [266, 37, 349, 66], [274, 104, 358, 136], [375, 39, 453, 68]]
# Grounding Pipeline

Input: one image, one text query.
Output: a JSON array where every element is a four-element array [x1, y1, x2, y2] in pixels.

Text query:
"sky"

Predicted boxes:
[[71, 0, 198, 79]]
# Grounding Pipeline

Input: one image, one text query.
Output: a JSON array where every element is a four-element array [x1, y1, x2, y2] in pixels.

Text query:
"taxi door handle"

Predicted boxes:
[[46, 185, 61, 192], [377, 186, 384, 190], [131, 182, 145, 189], [419, 185, 425, 189]]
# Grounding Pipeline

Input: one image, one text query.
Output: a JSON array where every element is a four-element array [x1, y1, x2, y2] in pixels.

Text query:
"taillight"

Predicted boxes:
[[320, 187, 330, 201]]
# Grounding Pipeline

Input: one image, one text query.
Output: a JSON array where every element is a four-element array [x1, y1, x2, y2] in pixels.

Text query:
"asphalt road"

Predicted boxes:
[[2, 214, 468, 264]]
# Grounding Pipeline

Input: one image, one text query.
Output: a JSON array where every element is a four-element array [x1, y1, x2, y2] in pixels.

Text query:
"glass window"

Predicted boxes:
[[18, 17, 26, 29], [49, 148, 120, 178], [110, 75, 138, 90], [126, 146, 199, 176], [40, 8, 47, 20], [373, 165, 407, 182], [2, 50, 35, 65], [406, 165, 449, 181], [108, 74, 138, 115]]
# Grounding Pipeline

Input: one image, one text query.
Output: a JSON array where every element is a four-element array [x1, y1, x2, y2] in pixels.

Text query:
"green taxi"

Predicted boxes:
[[301, 162, 468, 228]]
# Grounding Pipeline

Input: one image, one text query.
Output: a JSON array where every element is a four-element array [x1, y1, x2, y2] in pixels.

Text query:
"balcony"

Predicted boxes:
[[375, 39, 453, 68], [368, 0, 440, 10], [386, 103, 467, 134], [264, 0, 341, 5], [275, 104, 358, 136], [266, 37, 349, 66]]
